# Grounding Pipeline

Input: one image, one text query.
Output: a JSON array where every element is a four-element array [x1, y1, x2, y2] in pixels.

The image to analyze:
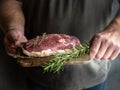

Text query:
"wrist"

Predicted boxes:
[[111, 10, 120, 29], [106, 18, 120, 32]]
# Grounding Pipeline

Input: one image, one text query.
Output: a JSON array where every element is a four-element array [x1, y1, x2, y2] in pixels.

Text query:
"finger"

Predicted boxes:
[[15, 37, 27, 46], [4, 39, 17, 56], [109, 47, 120, 60], [5, 44, 18, 57], [4, 37, 15, 48], [101, 44, 115, 60], [90, 35, 101, 59], [95, 39, 109, 59]]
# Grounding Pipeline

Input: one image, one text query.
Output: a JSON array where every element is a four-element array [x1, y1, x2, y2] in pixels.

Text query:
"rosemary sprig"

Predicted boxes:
[[43, 42, 90, 73]]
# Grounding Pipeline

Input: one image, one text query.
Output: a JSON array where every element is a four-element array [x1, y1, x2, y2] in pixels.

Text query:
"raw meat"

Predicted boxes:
[[22, 34, 80, 57]]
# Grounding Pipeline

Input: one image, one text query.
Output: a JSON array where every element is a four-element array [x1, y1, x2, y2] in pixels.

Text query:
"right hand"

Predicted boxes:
[[4, 29, 27, 57]]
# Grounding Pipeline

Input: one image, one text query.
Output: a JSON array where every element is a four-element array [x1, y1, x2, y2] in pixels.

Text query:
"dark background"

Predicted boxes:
[[0, 0, 120, 90]]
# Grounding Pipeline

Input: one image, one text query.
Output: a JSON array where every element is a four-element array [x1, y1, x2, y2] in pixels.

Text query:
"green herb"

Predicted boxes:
[[33, 33, 46, 47], [43, 42, 90, 73]]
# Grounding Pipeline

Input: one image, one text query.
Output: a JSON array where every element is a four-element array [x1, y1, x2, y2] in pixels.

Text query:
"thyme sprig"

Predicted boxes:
[[33, 33, 46, 47], [43, 42, 90, 73]]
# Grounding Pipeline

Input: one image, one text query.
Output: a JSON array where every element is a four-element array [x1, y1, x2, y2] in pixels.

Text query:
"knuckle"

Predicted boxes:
[[96, 34, 110, 44], [105, 39, 110, 44], [94, 34, 102, 41]]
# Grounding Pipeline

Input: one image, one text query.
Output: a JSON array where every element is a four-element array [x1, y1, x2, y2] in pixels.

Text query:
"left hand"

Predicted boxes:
[[90, 23, 120, 60], [4, 29, 27, 57]]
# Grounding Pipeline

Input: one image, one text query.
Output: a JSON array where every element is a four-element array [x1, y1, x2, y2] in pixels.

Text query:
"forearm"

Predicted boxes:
[[110, 8, 120, 29], [0, 0, 25, 34]]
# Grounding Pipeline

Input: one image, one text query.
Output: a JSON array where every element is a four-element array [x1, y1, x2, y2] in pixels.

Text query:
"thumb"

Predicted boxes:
[[15, 36, 27, 46]]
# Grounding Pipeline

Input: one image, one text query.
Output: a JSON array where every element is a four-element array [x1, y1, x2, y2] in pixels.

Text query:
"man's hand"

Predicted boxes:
[[90, 23, 120, 60], [0, 0, 26, 57], [4, 30, 27, 57]]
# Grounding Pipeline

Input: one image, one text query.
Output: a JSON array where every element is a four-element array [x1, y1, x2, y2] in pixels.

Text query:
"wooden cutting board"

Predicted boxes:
[[17, 54, 91, 67]]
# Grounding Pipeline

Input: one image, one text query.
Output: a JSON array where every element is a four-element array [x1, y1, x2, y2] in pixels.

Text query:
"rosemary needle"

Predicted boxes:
[[43, 42, 90, 73]]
